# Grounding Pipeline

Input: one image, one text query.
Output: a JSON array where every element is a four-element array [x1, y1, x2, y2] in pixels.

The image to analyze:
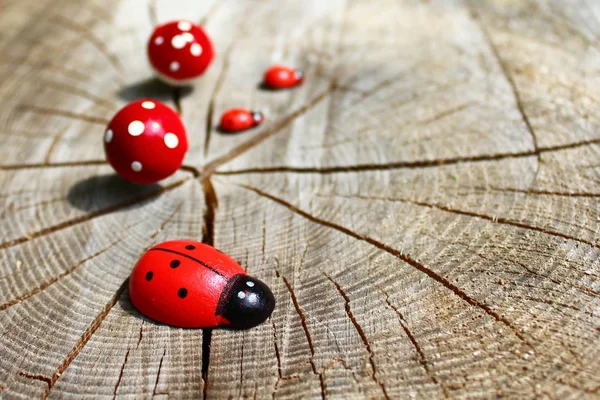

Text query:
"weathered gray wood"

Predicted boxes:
[[1, 0, 599, 398]]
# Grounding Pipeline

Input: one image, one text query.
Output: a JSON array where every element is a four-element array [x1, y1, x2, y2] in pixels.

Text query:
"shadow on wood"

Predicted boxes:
[[67, 174, 161, 212], [118, 77, 193, 103]]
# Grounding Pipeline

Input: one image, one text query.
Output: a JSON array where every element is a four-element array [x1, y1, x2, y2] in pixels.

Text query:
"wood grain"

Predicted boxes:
[[1, 0, 599, 398]]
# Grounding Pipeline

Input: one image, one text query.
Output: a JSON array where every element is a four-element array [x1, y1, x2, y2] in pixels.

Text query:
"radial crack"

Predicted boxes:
[[113, 348, 130, 399], [335, 192, 598, 250], [0, 160, 107, 170], [153, 348, 167, 396], [233, 183, 531, 345], [0, 238, 122, 311], [0, 178, 190, 251], [325, 274, 390, 400], [469, 3, 541, 188], [278, 271, 325, 399], [215, 136, 600, 175], [486, 186, 600, 198], [382, 290, 448, 397], [15, 105, 109, 125], [41, 280, 128, 399]]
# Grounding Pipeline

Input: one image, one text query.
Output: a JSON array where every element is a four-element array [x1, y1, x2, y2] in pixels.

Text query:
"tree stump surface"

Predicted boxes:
[[1, 0, 599, 398]]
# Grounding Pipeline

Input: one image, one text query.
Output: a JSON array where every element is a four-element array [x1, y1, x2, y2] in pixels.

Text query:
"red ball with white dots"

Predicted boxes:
[[264, 65, 303, 89], [104, 99, 188, 184], [148, 20, 215, 86], [219, 108, 264, 132]]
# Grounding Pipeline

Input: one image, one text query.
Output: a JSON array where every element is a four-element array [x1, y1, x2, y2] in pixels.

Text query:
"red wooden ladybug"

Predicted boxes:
[[263, 65, 303, 89], [104, 99, 188, 184], [219, 108, 264, 133], [147, 20, 215, 86], [129, 240, 275, 329]]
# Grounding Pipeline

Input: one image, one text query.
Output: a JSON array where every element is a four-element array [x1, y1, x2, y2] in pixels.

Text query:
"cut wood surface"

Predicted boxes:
[[1, 0, 599, 398]]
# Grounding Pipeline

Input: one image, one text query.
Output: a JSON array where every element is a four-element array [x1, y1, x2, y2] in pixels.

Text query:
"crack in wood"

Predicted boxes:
[[18, 371, 52, 387], [201, 177, 218, 247], [381, 290, 448, 398], [0, 238, 122, 311], [179, 164, 202, 177], [148, 0, 157, 25], [41, 79, 117, 110], [113, 348, 130, 399], [137, 322, 144, 348], [214, 135, 600, 175], [278, 271, 325, 399], [324, 274, 390, 400], [44, 130, 70, 164], [199, 0, 223, 26], [0, 177, 190, 251], [150, 203, 183, 239], [339, 192, 599, 250], [271, 320, 283, 380], [201, 329, 212, 400], [468, 3, 541, 190], [152, 348, 166, 397], [39, 279, 128, 399], [347, 59, 430, 107], [15, 104, 110, 125], [234, 182, 532, 346], [485, 186, 600, 198], [416, 101, 475, 127], [0, 196, 66, 218], [0, 160, 107, 170]]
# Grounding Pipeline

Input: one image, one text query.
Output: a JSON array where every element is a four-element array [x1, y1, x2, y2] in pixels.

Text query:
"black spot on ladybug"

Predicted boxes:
[[170, 260, 180, 268], [178, 288, 188, 298], [146, 271, 153, 281], [185, 245, 196, 250]]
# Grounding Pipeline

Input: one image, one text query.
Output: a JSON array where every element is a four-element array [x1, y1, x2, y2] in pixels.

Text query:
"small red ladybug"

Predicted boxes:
[[263, 65, 303, 89], [129, 240, 275, 329], [104, 99, 188, 184], [148, 20, 215, 86], [219, 108, 264, 133]]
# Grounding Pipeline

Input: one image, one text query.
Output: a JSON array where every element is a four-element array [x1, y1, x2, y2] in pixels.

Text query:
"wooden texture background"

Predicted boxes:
[[0, 0, 599, 398]]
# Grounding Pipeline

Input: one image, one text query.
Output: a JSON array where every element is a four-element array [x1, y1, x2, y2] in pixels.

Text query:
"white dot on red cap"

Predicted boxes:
[[178, 21, 192, 31], [164, 133, 179, 149], [182, 32, 194, 42], [104, 129, 113, 143], [128, 120, 145, 136], [155, 36, 164, 45], [171, 35, 186, 49], [131, 161, 142, 172], [170, 61, 180, 72], [190, 43, 202, 57], [141, 101, 155, 109]]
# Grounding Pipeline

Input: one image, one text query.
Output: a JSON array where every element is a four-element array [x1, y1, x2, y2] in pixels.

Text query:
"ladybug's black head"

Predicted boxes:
[[251, 111, 264, 125], [294, 69, 304, 82], [217, 274, 275, 329]]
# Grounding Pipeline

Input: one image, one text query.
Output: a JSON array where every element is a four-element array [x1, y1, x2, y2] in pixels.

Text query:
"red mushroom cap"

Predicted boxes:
[[148, 20, 215, 86], [219, 108, 264, 133], [104, 99, 188, 184], [264, 65, 303, 89]]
